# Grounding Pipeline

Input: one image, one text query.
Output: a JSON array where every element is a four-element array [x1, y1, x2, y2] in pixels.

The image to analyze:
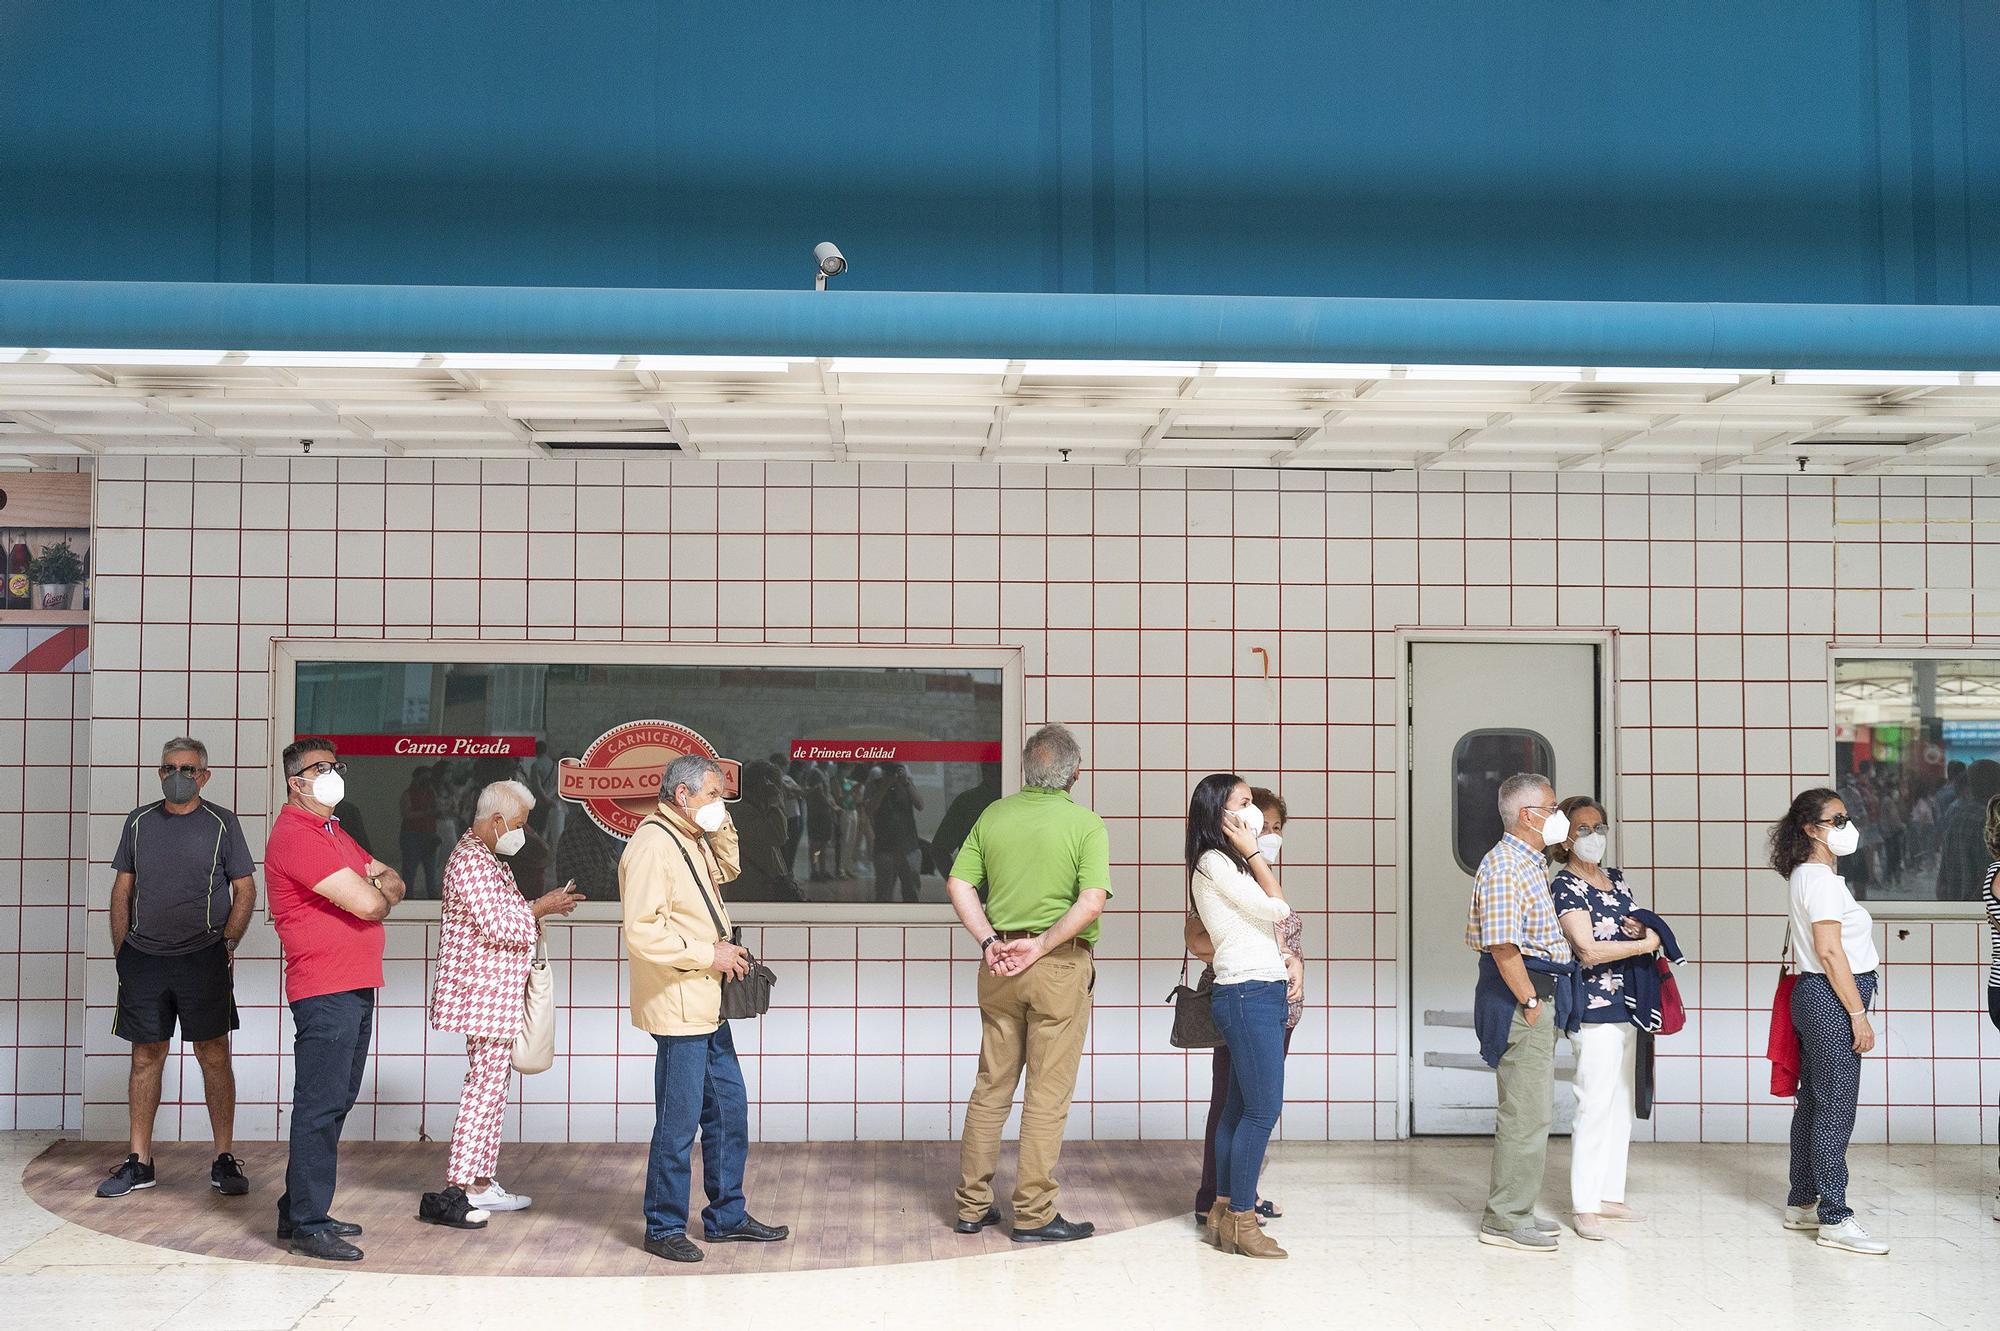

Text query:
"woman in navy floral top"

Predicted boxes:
[[1547, 795, 1661, 1243]]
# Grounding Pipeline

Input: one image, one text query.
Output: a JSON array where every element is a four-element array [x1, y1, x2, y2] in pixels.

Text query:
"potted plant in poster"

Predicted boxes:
[[29, 538, 84, 610]]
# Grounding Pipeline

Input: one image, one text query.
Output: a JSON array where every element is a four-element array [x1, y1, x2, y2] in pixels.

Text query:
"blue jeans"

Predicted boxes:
[[644, 1022, 750, 1240], [1210, 978, 1288, 1214], [278, 988, 374, 1237]]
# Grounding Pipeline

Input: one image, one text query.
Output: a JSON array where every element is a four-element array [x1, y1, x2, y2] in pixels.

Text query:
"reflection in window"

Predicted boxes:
[[1453, 730, 1555, 875], [1833, 657, 2000, 903]]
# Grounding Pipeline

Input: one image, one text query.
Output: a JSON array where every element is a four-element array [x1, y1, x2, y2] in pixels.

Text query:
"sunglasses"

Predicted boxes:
[[159, 764, 205, 778], [1813, 813, 1852, 829]]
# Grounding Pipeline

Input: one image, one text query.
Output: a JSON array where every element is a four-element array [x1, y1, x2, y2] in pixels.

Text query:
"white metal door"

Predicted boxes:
[[1409, 640, 1600, 1135]]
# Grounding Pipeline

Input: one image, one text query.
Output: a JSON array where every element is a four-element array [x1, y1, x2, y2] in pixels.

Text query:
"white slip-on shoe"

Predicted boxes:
[[1782, 1202, 1822, 1231], [467, 1181, 532, 1212], [1597, 1201, 1642, 1221], [1815, 1217, 1888, 1255], [1572, 1213, 1608, 1242]]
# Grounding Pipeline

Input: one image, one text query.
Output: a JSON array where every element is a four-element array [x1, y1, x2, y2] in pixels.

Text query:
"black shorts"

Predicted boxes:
[[114, 941, 239, 1044]]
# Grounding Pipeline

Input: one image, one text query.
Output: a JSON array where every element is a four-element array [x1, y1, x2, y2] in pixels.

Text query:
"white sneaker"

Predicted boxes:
[[1815, 1217, 1888, 1255], [1782, 1202, 1821, 1231], [467, 1181, 532, 1212]]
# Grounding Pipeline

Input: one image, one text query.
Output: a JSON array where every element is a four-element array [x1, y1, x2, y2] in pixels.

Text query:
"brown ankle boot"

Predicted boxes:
[[1222, 1207, 1288, 1259], [1204, 1198, 1230, 1247]]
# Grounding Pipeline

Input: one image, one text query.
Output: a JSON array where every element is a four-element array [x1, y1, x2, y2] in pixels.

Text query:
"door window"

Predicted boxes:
[[1452, 729, 1555, 874]]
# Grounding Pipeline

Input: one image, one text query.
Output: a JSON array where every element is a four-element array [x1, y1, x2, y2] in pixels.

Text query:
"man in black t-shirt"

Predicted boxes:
[[97, 737, 258, 1201]]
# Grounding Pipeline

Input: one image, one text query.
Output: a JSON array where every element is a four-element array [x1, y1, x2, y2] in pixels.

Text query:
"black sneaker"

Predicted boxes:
[[211, 1153, 249, 1196], [289, 1230, 364, 1262], [95, 1154, 156, 1199], [416, 1186, 489, 1230]]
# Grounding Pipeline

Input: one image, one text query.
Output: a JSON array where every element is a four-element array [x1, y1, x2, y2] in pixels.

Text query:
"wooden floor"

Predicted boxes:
[[23, 1138, 1196, 1276]]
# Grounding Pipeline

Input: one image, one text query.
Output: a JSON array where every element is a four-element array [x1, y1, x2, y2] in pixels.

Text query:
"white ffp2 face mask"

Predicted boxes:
[[693, 799, 729, 833], [1573, 831, 1608, 864], [495, 826, 526, 857], [1233, 803, 1265, 837], [1256, 833, 1283, 863], [1535, 807, 1569, 846], [1825, 821, 1860, 858], [310, 770, 344, 807]]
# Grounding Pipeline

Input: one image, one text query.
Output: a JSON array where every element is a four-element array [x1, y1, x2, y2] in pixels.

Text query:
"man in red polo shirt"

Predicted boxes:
[[264, 737, 406, 1262]]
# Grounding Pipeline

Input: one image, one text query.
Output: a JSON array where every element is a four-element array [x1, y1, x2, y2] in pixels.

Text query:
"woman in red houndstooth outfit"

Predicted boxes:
[[426, 779, 581, 1226]]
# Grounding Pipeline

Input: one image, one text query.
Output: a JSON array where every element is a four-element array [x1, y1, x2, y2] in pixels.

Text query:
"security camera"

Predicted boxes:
[[813, 242, 847, 289]]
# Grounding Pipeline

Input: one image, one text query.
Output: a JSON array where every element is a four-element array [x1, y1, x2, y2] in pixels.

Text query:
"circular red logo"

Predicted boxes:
[[556, 720, 741, 841]]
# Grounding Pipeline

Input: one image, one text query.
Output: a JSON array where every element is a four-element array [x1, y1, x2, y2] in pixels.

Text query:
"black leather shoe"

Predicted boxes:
[[277, 1218, 362, 1241], [644, 1233, 705, 1263], [1012, 1214, 1095, 1244], [954, 1208, 1003, 1234], [705, 1215, 790, 1243], [288, 1230, 364, 1262]]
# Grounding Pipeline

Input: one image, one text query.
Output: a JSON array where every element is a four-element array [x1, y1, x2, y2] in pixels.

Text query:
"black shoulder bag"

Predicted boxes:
[[1165, 877, 1223, 1049], [649, 817, 777, 1020]]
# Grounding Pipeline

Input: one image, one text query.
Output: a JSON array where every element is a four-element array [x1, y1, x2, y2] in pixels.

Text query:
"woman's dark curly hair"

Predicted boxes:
[[1769, 787, 1839, 878]]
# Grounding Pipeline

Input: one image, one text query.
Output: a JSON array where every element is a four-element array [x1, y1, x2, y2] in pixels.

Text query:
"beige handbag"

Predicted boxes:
[[511, 935, 555, 1074]]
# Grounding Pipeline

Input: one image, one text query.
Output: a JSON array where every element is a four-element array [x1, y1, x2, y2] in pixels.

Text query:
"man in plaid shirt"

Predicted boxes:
[[1466, 773, 1576, 1252]]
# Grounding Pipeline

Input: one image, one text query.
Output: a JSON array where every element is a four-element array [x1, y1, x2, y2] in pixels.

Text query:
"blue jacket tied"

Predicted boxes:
[[1474, 951, 1582, 1068]]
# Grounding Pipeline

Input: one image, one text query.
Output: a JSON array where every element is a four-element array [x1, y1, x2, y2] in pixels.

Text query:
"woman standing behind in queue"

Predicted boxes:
[[1186, 774, 1293, 1260], [1545, 795, 1660, 1242], [1770, 788, 1888, 1256], [1189, 787, 1301, 1229]]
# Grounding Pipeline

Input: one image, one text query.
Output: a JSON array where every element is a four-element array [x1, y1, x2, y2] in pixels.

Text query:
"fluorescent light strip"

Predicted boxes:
[[436, 353, 626, 371], [1402, 365, 1585, 382], [1590, 367, 1765, 384], [1021, 359, 1203, 377], [1210, 361, 1392, 379], [827, 358, 1011, 375], [1777, 369, 1964, 386], [632, 356, 809, 373], [41, 348, 232, 366]]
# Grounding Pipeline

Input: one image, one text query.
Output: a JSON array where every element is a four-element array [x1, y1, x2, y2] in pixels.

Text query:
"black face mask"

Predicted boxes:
[[162, 771, 199, 803]]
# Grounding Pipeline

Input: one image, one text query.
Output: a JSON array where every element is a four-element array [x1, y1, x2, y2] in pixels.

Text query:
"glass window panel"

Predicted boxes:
[[1453, 729, 1555, 875], [1832, 656, 2000, 903], [289, 656, 1006, 909]]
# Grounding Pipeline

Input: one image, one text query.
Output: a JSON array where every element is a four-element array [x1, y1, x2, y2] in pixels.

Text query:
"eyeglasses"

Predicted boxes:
[[1571, 822, 1610, 835], [159, 764, 205, 778], [293, 760, 349, 778], [1813, 813, 1852, 829]]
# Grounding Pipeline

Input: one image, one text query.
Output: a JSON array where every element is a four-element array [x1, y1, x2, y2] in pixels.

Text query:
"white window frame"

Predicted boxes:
[[1826, 643, 1999, 922], [270, 638, 1024, 925]]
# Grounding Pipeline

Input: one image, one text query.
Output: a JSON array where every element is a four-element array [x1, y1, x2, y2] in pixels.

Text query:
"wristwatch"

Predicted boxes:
[[1522, 996, 1541, 1010], [979, 934, 999, 953]]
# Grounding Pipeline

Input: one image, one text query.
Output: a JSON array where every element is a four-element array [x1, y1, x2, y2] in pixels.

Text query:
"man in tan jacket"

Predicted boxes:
[[621, 753, 790, 1264]]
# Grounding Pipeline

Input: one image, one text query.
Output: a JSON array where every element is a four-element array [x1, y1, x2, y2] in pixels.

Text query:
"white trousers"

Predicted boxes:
[[1569, 1021, 1637, 1213]]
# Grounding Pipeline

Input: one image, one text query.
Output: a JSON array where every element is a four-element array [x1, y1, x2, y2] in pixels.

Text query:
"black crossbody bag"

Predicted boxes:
[[648, 817, 777, 1020]]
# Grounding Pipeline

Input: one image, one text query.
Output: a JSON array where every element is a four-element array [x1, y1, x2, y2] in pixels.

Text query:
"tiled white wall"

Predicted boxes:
[[0, 669, 89, 1130], [54, 456, 2000, 1147]]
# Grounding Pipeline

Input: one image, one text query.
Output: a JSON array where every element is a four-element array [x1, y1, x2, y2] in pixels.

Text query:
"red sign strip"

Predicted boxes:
[[789, 740, 1002, 763], [307, 735, 537, 758]]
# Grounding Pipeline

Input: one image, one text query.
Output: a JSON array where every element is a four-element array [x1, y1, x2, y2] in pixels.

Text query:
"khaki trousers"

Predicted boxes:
[[1483, 1002, 1557, 1232], [955, 945, 1093, 1228]]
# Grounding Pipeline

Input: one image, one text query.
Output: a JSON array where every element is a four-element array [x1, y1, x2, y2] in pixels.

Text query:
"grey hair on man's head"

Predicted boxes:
[[160, 737, 208, 767], [474, 779, 535, 823], [662, 753, 723, 804], [1497, 772, 1555, 828], [1022, 724, 1083, 791]]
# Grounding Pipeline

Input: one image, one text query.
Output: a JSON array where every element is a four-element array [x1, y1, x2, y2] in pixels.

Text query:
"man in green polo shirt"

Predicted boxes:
[[944, 724, 1111, 1244]]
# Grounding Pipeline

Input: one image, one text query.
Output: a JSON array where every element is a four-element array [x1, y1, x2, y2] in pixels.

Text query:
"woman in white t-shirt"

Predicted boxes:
[[1769, 788, 1887, 1256]]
